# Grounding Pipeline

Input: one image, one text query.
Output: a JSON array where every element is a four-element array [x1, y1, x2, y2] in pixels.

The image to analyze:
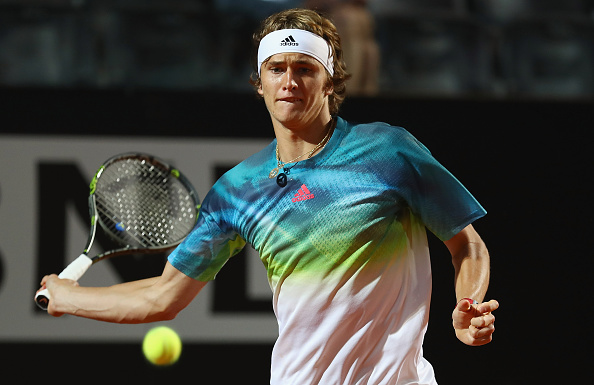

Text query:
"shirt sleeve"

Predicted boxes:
[[168, 183, 246, 281], [391, 128, 486, 241]]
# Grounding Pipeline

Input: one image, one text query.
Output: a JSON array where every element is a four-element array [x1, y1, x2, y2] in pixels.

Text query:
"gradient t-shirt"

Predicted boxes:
[[169, 117, 486, 384]]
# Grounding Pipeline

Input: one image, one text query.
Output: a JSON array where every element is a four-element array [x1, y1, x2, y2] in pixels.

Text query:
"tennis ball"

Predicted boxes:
[[142, 326, 182, 366]]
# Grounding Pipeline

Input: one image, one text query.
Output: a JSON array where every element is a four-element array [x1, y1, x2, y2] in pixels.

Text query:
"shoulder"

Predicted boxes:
[[213, 140, 275, 190], [338, 117, 431, 156]]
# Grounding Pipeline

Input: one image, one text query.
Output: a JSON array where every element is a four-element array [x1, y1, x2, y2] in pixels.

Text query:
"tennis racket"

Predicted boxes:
[[35, 153, 200, 310]]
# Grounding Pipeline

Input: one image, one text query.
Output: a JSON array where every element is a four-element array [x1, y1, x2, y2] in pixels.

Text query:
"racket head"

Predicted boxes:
[[90, 153, 200, 260]]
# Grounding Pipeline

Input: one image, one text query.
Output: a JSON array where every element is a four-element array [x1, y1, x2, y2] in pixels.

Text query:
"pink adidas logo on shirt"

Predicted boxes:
[[292, 184, 314, 202]]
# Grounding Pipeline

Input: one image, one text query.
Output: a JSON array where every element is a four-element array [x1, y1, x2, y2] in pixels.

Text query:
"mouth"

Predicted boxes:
[[278, 97, 302, 103]]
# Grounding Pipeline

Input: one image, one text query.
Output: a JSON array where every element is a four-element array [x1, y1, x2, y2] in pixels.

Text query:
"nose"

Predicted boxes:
[[282, 68, 298, 91]]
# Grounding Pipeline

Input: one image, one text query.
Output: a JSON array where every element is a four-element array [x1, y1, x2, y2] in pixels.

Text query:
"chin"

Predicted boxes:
[[272, 111, 306, 127]]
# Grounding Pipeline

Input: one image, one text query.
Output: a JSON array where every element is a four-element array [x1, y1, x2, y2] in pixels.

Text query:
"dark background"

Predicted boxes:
[[2, 88, 592, 383]]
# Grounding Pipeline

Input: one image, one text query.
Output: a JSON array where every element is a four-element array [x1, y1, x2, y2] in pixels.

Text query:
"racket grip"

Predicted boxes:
[[35, 254, 93, 310]]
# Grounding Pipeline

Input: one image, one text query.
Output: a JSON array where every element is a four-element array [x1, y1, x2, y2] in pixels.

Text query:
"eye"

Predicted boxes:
[[269, 66, 284, 74]]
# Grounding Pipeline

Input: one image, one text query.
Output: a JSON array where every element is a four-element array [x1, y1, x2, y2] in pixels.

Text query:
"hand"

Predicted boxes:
[[36, 274, 79, 316], [452, 299, 499, 346]]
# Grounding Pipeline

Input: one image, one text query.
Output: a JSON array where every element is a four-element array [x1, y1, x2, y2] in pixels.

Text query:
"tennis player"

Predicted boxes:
[[39, 8, 498, 384]]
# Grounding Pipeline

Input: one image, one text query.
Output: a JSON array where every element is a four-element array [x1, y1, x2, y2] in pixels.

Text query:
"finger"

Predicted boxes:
[[455, 326, 494, 346], [471, 334, 493, 346], [40, 273, 58, 286], [456, 298, 475, 313], [35, 284, 46, 294], [477, 299, 499, 314], [470, 324, 495, 340], [452, 301, 476, 327], [471, 313, 495, 328]]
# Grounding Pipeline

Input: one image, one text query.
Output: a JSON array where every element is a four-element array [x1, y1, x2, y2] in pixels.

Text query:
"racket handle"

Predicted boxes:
[[35, 254, 93, 310]]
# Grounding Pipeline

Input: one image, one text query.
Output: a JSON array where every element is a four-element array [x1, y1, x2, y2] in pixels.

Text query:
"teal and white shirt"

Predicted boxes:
[[169, 117, 486, 385]]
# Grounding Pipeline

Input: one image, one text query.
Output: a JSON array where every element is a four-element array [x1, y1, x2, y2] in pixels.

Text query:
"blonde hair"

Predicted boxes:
[[250, 8, 350, 115]]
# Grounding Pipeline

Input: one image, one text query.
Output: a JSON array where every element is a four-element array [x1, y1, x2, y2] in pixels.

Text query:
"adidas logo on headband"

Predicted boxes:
[[281, 35, 298, 46]]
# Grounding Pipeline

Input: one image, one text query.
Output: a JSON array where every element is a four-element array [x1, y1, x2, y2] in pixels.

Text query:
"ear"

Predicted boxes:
[[257, 83, 264, 96], [324, 78, 334, 96]]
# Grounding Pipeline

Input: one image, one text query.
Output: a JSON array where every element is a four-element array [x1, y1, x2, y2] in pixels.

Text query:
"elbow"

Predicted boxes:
[[138, 266, 205, 324], [142, 299, 184, 323], [122, 291, 179, 324], [144, 292, 189, 323], [158, 306, 183, 322]]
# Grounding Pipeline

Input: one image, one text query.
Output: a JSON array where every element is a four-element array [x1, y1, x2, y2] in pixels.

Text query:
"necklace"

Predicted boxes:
[[268, 120, 334, 179]]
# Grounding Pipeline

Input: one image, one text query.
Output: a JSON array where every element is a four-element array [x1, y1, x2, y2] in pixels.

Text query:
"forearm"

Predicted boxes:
[[49, 277, 169, 324], [452, 240, 490, 303]]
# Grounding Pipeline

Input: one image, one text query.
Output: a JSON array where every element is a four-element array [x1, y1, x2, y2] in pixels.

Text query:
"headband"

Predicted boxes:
[[257, 29, 334, 76]]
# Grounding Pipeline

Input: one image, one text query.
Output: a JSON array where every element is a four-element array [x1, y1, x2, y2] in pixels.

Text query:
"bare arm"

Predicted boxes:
[[38, 261, 207, 324], [444, 224, 498, 346], [445, 224, 490, 302]]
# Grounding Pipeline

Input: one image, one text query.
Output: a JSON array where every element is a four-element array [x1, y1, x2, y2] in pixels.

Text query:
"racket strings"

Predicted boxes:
[[95, 158, 197, 248]]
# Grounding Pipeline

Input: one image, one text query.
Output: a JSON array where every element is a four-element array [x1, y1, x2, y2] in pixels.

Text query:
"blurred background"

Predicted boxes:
[[1, 0, 592, 383], [1, 0, 593, 98]]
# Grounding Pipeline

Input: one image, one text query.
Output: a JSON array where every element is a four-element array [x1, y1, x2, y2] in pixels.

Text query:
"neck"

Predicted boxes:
[[274, 115, 334, 163]]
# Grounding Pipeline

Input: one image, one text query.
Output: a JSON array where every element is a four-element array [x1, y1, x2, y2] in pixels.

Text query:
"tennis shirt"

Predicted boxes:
[[168, 117, 486, 384]]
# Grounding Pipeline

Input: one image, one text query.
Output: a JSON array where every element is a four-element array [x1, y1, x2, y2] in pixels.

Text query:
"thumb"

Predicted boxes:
[[456, 298, 476, 313]]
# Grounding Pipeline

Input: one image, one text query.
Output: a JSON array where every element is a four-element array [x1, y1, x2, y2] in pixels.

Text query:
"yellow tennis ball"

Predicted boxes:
[[142, 326, 182, 366]]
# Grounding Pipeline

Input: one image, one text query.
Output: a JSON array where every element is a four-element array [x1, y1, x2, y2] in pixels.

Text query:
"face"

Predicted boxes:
[[258, 53, 333, 132]]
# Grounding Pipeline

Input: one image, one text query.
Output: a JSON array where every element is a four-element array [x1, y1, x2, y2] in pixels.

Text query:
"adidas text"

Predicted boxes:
[[292, 193, 314, 202]]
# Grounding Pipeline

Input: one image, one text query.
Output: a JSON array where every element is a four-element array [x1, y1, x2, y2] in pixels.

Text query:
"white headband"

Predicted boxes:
[[257, 29, 334, 76]]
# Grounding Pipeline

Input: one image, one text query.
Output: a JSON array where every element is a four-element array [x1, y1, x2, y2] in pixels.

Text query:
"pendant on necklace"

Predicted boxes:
[[269, 166, 282, 179], [276, 173, 288, 187]]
